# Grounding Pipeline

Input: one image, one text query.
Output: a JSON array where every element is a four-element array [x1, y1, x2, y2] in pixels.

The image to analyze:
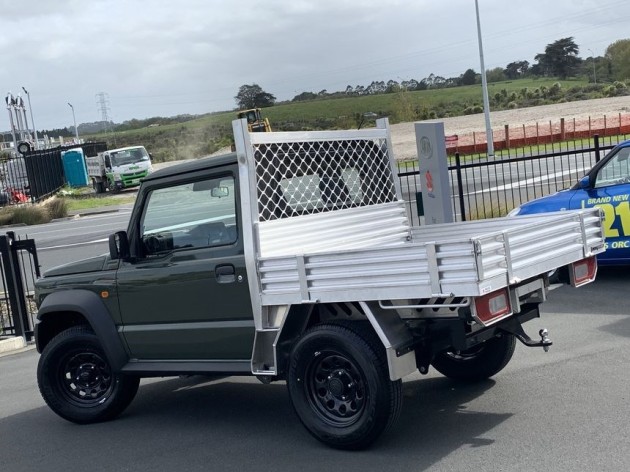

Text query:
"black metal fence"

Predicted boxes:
[[0, 232, 40, 342], [0, 142, 107, 204], [398, 134, 621, 225]]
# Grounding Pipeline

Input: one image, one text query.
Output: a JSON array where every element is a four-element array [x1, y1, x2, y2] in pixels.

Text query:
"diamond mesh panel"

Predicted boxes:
[[252, 139, 397, 222]]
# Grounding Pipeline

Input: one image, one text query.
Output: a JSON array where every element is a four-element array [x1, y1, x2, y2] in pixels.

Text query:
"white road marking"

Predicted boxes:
[[38, 238, 108, 251], [467, 166, 588, 195]]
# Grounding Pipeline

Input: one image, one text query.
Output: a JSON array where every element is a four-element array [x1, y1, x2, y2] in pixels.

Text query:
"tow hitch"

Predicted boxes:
[[499, 317, 552, 352]]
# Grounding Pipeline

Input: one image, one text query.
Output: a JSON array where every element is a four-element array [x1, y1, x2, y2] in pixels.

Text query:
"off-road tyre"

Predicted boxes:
[[37, 326, 139, 424], [431, 333, 516, 382], [287, 322, 402, 450]]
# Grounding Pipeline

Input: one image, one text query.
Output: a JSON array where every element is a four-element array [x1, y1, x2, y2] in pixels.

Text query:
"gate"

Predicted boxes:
[[0, 232, 40, 342]]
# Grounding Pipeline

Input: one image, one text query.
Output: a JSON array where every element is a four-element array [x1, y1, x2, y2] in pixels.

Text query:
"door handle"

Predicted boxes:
[[216, 264, 236, 284]]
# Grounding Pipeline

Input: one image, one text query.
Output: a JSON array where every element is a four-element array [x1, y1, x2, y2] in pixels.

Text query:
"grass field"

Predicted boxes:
[[85, 77, 592, 162], [65, 196, 136, 211]]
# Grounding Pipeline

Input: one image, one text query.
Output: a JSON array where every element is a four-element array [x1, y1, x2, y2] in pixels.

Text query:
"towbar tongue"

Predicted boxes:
[[499, 317, 553, 352]]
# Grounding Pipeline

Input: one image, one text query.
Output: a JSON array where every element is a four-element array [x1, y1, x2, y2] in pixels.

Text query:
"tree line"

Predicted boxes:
[[235, 37, 630, 109]]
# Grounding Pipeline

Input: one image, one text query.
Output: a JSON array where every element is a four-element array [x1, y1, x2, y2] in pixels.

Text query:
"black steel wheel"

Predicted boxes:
[[37, 326, 139, 424], [304, 350, 367, 427], [287, 323, 402, 450], [431, 333, 516, 382]]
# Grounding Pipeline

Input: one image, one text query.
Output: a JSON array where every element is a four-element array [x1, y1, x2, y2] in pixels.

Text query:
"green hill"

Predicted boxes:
[[86, 77, 618, 162]]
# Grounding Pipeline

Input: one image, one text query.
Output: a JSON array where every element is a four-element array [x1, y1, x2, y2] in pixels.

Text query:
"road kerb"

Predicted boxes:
[[0, 336, 26, 354]]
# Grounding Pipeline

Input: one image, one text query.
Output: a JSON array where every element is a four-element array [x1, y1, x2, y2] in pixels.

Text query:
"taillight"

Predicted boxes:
[[569, 256, 597, 287], [473, 288, 512, 326]]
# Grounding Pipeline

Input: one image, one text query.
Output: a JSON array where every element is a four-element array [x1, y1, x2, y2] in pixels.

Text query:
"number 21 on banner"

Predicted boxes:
[[582, 199, 630, 238]]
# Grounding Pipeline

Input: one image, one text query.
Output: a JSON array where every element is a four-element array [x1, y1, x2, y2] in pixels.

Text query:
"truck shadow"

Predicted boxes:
[[126, 374, 514, 465], [4, 374, 512, 471]]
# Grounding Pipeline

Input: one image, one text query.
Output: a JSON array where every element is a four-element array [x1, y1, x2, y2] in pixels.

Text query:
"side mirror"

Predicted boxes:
[[104, 155, 112, 169], [148, 153, 153, 161], [578, 176, 591, 189], [109, 231, 130, 260]]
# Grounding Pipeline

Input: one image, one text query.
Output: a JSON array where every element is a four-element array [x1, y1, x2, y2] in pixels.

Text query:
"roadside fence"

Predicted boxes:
[[399, 134, 622, 225], [0, 142, 107, 205], [446, 112, 630, 155]]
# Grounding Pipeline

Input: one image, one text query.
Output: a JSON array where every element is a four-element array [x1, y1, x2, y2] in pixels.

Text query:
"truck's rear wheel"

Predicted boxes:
[[287, 323, 402, 450], [431, 333, 516, 381], [93, 180, 105, 194], [37, 326, 139, 424]]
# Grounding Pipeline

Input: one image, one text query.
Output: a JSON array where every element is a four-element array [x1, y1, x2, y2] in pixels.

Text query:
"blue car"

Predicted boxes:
[[510, 139, 630, 265]]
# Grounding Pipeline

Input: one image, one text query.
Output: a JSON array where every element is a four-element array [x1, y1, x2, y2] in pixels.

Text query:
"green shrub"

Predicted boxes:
[[7, 206, 49, 225], [603, 85, 618, 97], [550, 82, 562, 95], [0, 211, 13, 226], [45, 197, 68, 219], [0, 197, 69, 227]]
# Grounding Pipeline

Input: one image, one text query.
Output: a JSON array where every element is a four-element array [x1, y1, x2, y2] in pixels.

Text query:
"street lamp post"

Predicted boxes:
[[5, 92, 18, 151], [588, 48, 597, 84], [67, 102, 79, 141], [475, 0, 494, 157], [21, 87, 39, 150]]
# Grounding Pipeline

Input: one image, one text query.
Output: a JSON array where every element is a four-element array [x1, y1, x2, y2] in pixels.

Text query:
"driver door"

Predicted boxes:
[[570, 146, 630, 262], [116, 167, 254, 361]]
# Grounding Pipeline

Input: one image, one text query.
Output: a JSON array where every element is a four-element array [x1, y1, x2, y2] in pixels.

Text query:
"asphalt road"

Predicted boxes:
[[2, 266, 629, 472], [11, 205, 134, 272]]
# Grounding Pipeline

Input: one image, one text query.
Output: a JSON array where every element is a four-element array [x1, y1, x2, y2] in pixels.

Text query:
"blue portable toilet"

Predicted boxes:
[[61, 148, 89, 187]]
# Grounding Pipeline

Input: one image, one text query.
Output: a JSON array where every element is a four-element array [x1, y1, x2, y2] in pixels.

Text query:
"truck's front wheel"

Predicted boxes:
[[37, 326, 139, 424], [287, 323, 402, 450], [108, 180, 120, 194], [431, 333, 516, 382]]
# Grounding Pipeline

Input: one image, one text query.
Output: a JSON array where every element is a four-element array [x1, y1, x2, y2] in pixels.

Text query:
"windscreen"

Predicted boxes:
[[110, 147, 150, 166]]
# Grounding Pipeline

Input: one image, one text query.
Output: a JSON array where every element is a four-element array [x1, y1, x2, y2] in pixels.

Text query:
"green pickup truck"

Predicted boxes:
[[34, 119, 603, 449]]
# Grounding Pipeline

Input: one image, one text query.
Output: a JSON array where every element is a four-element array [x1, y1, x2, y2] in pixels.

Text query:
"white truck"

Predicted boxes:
[[85, 145, 153, 193], [34, 119, 605, 450]]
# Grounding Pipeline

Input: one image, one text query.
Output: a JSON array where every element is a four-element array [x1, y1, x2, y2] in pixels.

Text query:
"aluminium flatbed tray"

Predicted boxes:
[[256, 208, 605, 306]]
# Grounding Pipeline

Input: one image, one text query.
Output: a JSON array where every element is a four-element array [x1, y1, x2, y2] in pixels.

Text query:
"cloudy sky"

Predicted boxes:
[[1, 0, 628, 131]]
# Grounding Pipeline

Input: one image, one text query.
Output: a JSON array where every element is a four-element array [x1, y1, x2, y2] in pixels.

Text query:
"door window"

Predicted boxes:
[[594, 147, 630, 188], [139, 175, 237, 255]]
